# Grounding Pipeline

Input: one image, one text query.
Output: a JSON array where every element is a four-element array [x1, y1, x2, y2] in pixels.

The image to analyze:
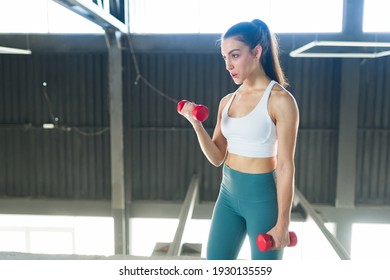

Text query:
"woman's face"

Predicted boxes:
[[221, 37, 260, 84]]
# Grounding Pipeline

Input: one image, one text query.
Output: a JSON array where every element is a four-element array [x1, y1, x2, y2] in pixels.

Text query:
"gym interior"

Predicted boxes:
[[0, 0, 389, 260]]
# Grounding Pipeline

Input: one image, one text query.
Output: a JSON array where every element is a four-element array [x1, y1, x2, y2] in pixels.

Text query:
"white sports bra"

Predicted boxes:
[[221, 80, 278, 158]]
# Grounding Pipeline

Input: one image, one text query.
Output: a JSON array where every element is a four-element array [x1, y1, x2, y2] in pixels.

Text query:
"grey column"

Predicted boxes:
[[107, 30, 128, 254], [335, 59, 360, 208], [334, 0, 365, 210]]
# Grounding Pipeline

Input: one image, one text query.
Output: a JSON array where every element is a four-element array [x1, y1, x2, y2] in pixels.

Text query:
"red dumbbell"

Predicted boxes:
[[256, 231, 298, 252], [177, 100, 209, 122]]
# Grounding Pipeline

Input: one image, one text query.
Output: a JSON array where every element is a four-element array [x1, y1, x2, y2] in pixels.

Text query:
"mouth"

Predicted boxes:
[[231, 73, 238, 79]]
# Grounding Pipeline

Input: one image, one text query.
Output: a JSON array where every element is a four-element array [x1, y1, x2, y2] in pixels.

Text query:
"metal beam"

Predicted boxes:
[[52, 0, 128, 33], [107, 30, 128, 254], [336, 59, 360, 208], [0, 46, 31, 55], [167, 175, 200, 256], [52, 0, 129, 254], [342, 0, 364, 39], [294, 189, 351, 260]]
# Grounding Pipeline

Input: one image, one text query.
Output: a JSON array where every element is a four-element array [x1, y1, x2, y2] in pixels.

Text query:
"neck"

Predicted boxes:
[[242, 76, 270, 92], [242, 66, 269, 88]]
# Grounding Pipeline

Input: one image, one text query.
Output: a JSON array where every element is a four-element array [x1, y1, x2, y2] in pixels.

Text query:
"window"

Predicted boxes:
[[363, 0, 390, 32], [351, 223, 390, 260], [0, 0, 345, 34], [129, 0, 343, 34], [0, 214, 114, 256], [0, 0, 103, 34]]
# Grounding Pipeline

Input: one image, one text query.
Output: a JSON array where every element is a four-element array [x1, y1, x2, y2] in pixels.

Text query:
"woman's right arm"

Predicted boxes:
[[179, 97, 229, 167]]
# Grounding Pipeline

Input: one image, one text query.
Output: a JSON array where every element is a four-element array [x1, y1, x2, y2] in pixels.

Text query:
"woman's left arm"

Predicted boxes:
[[268, 88, 299, 249]]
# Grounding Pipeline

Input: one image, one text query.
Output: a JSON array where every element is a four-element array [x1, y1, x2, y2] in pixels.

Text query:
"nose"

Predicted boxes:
[[225, 58, 233, 71]]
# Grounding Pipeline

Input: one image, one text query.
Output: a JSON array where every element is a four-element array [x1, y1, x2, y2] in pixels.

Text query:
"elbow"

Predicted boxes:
[[205, 141, 227, 167], [209, 153, 226, 167], [211, 160, 224, 167], [209, 157, 225, 167]]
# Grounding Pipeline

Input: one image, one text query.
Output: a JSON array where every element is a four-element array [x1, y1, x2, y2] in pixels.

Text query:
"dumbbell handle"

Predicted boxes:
[[177, 100, 209, 122], [257, 231, 298, 252]]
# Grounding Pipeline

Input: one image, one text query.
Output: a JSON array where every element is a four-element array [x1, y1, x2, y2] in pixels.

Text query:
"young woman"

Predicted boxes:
[[178, 19, 299, 260]]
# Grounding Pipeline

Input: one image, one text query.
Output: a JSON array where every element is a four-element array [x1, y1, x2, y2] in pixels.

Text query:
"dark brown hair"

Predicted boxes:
[[222, 19, 288, 87]]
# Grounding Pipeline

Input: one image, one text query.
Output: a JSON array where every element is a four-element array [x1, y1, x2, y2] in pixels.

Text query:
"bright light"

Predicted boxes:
[[351, 223, 390, 260], [363, 0, 390, 32], [4, 0, 389, 34], [129, 218, 179, 256], [0, 0, 103, 34], [290, 41, 390, 58], [128, 218, 340, 260], [47, 1, 104, 33], [129, 0, 343, 34], [1, 214, 379, 260], [0, 214, 114, 256], [0, 0, 47, 33], [269, 0, 343, 33]]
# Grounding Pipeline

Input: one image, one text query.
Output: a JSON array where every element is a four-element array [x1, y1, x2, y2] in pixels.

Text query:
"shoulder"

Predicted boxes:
[[269, 84, 299, 120], [219, 92, 235, 110], [270, 83, 295, 103]]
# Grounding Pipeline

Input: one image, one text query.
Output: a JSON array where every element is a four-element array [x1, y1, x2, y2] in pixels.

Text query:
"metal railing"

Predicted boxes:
[[167, 174, 200, 257], [294, 188, 351, 260]]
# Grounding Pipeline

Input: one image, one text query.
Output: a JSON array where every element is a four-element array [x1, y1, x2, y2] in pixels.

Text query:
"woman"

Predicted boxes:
[[178, 19, 299, 260]]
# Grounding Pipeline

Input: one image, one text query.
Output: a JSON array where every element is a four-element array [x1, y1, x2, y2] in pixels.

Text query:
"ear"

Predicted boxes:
[[253, 45, 262, 59]]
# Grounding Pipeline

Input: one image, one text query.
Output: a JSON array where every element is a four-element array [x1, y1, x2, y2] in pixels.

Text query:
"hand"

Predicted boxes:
[[178, 101, 200, 125], [266, 226, 290, 250]]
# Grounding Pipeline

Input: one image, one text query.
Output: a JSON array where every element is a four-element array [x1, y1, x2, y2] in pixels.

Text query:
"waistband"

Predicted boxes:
[[221, 164, 277, 200]]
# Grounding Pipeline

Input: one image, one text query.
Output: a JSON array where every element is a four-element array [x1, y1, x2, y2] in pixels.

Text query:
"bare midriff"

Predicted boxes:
[[224, 153, 277, 174]]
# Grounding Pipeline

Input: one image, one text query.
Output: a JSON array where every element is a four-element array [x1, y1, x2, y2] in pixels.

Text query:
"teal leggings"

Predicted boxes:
[[207, 164, 283, 260]]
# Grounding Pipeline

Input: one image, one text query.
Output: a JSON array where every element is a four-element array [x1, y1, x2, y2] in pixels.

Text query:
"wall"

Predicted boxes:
[[1, 43, 390, 206]]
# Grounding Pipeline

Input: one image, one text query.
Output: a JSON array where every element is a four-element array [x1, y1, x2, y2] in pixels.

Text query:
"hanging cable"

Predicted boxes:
[[41, 81, 109, 137], [126, 33, 178, 104]]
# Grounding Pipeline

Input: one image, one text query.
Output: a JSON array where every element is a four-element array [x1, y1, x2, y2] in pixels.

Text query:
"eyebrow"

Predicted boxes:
[[222, 48, 241, 58]]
